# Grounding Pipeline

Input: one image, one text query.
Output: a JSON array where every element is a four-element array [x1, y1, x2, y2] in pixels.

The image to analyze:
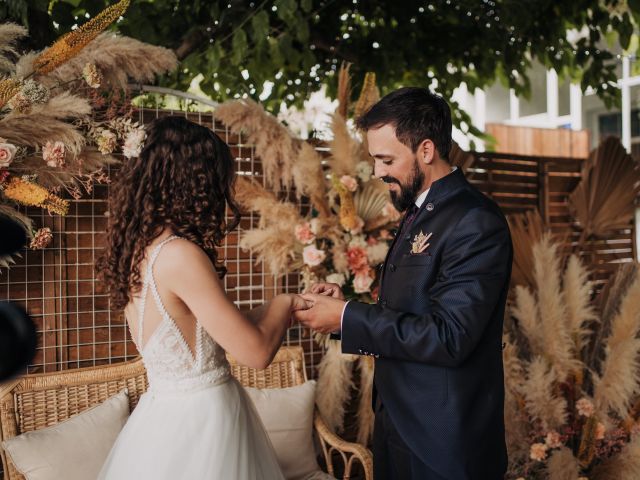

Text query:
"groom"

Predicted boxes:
[[294, 87, 512, 479]]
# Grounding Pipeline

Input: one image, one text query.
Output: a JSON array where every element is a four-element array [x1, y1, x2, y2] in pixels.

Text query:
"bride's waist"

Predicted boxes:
[[146, 367, 232, 394]]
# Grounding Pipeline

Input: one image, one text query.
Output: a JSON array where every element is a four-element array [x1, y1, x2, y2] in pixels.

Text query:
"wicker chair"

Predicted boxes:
[[0, 346, 372, 480]]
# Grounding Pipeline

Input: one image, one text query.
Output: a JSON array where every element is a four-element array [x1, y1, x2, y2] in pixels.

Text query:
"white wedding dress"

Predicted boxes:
[[98, 236, 285, 479]]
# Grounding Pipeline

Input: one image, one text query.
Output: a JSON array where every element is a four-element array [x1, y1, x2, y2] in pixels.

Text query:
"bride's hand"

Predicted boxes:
[[290, 294, 313, 311]]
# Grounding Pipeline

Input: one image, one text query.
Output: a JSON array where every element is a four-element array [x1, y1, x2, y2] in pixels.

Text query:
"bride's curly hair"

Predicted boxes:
[[96, 116, 241, 311]]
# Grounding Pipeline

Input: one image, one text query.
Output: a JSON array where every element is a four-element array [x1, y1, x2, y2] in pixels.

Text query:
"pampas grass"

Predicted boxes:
[[355, 356, 375, 444], [28, 32, 177, 90], [547, 446, 581, 480], [0, 23, 27, 74], [512, 285, 544, 355], [215, 99, 298, 191], [336, 62, 351, 118], [591, 434, 640, 480], [523, 357, 568, 430], [593, 270, 640, 420], [292, 141, 330, 217], [328, 113, 360, 177], [315, 340, 355, 433], [563, 255, 598, 353], [0, 114, 86, 154], [533, 236, 579, 381]]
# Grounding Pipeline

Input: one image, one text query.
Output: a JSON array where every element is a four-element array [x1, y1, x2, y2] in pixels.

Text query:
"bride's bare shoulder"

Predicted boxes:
[[155, 238, 216, 274]]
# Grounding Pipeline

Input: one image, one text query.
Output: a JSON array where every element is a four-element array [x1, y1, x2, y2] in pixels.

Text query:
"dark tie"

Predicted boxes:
[[391, 204, 419, 256]]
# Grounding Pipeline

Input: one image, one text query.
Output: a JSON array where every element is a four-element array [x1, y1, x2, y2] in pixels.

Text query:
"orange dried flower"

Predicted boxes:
[[3, 177, 69, 215]]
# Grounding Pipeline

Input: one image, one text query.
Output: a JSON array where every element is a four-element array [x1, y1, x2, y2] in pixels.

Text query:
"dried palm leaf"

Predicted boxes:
[[593, 270, 640, 419], [449, 141, 474, 173], [0, 23, 28, 74], [507, 209, 547, 290], [354, 180, 389, 224], [356, 356, 375, 445], [354, 72, 379, 119], [534, 235, 579, 380], [591, 434, 640, 480], [523, 357, 568, 430], [328, 113, 360, 177], [0, 205, 32, 269], [336, 62, 351, 118], [32, 0, 131, 74], [547, 446, 581, 480], [33, 33, 176, 90], [215, 99, 297, 191], [563, 255, 597, 354], [568, 137, 640, 240], [315, 340, 355, 433]]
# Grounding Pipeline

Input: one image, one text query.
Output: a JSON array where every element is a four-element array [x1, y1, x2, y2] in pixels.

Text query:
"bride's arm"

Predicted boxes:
[[162, 240, 297, 369], [242, 303, 269, 324]]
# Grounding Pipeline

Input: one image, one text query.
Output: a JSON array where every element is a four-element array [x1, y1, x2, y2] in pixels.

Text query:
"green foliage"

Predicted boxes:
[[3, 0, 639, 135]]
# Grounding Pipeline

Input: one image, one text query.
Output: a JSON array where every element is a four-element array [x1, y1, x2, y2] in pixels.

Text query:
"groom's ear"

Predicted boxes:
[[418, 139, 435, 165]]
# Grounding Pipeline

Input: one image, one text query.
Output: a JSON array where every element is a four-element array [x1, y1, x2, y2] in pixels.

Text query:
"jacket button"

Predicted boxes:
[[426, 202, 434, 211], [380, 300, 388, 307], [389, 264, 396, 272]]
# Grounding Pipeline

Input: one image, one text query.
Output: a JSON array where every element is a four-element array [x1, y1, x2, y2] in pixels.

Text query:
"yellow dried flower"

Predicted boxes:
[[33, 0, 130, 74], [0, 78, 22, 109], [331, 174, 358, 231], [354, 72, 380, 119], [3, 177, 69, 215]]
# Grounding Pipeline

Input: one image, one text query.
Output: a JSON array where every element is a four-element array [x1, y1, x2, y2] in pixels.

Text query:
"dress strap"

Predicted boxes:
[[138, 235, 179, 349]]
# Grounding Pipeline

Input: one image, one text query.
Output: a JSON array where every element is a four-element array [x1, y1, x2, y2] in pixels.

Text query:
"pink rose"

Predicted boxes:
[[353, 270, 374, 293], [346, 245, 369, 274], [0, 142, 17, 167], [43, 141, 65, 168], [340, 175, 358, 192], [544, 431, 562, 449], [294, 222, 316, 244], [529, 442, 548, 462], [302, 245, 326, 267], [576, 397, 594, 417]]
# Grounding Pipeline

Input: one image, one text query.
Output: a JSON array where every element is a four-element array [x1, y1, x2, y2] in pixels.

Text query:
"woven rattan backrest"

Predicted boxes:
[[0, 346, 307, 480]]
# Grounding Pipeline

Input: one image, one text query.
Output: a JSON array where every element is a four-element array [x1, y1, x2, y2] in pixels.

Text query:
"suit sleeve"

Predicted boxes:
[[341, 207, 512, 367]]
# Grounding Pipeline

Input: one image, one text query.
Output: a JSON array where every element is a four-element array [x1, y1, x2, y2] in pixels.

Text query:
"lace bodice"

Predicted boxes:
[[131, 236, 231, 393]]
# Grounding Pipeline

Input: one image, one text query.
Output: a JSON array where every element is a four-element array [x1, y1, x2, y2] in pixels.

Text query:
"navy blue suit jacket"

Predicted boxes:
[[341, 168, 511, 479]]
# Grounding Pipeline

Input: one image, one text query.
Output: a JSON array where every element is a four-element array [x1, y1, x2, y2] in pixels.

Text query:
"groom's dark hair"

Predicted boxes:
[[355, 87, 453, 161]]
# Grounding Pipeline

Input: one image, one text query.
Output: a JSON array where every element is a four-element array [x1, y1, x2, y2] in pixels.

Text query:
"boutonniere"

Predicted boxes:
[[411, 230, 433, 254]]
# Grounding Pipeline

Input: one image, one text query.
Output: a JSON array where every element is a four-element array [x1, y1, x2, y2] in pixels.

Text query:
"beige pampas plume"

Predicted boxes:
[[315, 341, 355, 433], [356, 356, 375, 445], [563, 254, 597, 353], [354, 72, 379, 119], [591, 434, 640, 480], [239, 227, 299, 276], [523, 357, 568, 430], [215, 99, 298, 192], [511, 285, 544, 355], [503, 333, 530, 459], [336, 62, 351, 118], [292, 142, 330, 218], [0, 114, 85, 154], [328, 113, 360, 177], [593, 270, 640, 420], [547, 446, 581, 480], [533, 235, 579, 380], [27, 33, 176, 90], [0, 23, 27, 74], [31, 91, 92, 119]]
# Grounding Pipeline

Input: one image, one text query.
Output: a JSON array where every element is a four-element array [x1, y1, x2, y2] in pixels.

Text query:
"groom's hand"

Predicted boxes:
[[308, 282, 345, 300], [293, 293, 344, 334]]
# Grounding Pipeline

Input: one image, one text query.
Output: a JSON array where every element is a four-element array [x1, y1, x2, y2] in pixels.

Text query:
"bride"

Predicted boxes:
[[96, 116, 308, 479]]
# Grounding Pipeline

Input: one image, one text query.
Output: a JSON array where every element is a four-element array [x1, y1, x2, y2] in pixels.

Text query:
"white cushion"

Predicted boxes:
[[2, 389, 129, 480], [245, 380, 324, 480]]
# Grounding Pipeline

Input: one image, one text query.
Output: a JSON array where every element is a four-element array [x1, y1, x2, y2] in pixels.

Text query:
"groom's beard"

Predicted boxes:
[[382, 160, 425, 212]]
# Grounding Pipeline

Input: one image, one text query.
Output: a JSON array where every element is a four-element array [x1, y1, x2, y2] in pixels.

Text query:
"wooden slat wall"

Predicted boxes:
[[486, 123, 591, 158], [469, 151, 636, 290]]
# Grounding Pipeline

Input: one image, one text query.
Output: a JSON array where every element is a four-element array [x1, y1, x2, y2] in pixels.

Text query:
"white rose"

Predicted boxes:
[[367, 242, 389, 265], [353, 271, 374, 293], [302, 245, 326, 267], [0, 142, 17, 167], [325, 273, 346, 287], [355, 161, 373, 183]]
